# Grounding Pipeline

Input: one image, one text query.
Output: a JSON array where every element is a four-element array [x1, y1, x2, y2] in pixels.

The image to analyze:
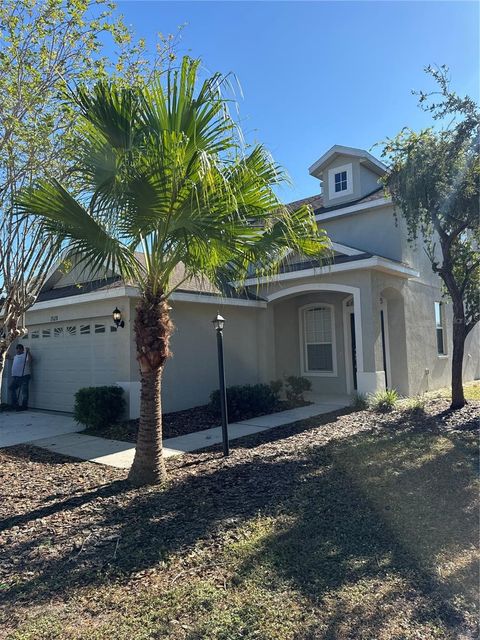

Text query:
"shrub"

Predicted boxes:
[[269, 379, 283, 400], [402, 395, 426, 415], [74, 385, 126, 429], [368, 388, 399, 413], [209, 383, 277, 422], [352, 393, 368, 410], [284, 375, 311, 406]]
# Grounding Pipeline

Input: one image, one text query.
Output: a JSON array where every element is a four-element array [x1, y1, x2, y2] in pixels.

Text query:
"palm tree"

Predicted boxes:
[[17, 57, 330, 486]]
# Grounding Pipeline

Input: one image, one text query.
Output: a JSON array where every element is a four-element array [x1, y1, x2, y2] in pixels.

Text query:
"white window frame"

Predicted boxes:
[[328, 163, 353, 200], [434, 301, 447, 356], [299, 303, 337, 377]]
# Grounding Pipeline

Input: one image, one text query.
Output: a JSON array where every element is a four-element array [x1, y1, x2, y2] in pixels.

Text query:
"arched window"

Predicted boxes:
[[300, 304, 337, 376]]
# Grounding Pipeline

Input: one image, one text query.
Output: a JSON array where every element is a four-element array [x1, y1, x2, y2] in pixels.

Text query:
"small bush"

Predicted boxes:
[[74, 385, 126, 429], [368, 388, 399, 413], [352, 393, 368, 410], [402, 395, 426, 415], [209, 383, 277, 422], [269, 379, 283, 400], [284, 375, 312, 406]]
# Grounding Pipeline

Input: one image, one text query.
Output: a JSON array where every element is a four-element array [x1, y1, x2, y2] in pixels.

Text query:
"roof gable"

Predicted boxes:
[[309, 145, 386, 180]]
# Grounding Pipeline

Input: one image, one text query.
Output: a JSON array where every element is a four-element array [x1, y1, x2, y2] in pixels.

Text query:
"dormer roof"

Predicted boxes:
[[309, 145, 386, 180]]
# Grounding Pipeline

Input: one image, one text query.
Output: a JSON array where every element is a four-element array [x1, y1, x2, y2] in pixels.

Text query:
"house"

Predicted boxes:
[[4, 145, 479, 416]]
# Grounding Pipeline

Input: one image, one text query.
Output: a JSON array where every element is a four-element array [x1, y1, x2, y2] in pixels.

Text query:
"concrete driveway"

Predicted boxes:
[[0, 409, 82, 448]]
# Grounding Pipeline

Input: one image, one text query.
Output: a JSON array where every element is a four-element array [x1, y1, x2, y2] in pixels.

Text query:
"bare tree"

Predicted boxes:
[[0, 0, 180, 389]]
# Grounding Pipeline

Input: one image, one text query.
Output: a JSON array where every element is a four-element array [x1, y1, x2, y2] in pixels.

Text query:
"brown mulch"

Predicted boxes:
[[83, 400, 309, 442], [85, 404, 221, 442], [0, 398, 478, 638]]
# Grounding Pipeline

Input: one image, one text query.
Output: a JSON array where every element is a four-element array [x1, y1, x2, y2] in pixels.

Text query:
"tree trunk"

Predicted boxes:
[[451, 317, 466, 410], [128, 290, 173, 486], [0, 344, 7, 405]]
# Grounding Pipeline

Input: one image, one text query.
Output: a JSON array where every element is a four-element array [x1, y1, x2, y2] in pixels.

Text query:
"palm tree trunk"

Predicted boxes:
[[128, 290, 173, 486]]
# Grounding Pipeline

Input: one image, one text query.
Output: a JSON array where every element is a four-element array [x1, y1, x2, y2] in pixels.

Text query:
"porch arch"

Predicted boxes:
[[266, 283, 364, 375]]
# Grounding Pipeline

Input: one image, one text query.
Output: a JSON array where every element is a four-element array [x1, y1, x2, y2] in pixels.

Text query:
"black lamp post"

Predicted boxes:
[[212, 313, 229, 456], [112, 307, 125, 328]]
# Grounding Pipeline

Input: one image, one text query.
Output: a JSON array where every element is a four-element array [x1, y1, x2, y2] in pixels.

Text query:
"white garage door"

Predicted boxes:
[[21, 317, 125, 412]]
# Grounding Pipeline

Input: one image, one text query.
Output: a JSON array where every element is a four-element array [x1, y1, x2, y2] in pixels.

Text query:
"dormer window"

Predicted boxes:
[[334, 171, 348, 192], [328, 163, 353, 199]]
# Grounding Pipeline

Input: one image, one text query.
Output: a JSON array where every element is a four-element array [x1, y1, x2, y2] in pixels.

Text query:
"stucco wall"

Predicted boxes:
[[390, 276, 480, 395], [128, 300, 266, 413], [359, 164, 382, 195], [319, 205, 404, 261], [321, 156, 363, 207], [255, 267, 480, 398], [320, 156, 381, 208], [273, 292, 349, 395]]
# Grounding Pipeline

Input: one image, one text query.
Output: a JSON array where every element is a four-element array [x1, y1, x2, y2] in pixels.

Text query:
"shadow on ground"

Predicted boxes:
[[1, 402, 478, 638]]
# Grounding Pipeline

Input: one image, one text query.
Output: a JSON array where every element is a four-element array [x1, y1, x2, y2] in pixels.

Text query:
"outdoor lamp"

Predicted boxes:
[[112, 307, 125, 328], [212, 312, 229, 456], [212, 313, 225, 332]]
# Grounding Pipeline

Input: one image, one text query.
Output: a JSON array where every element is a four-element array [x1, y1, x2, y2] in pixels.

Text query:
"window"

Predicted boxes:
[[80, 324, 90, 335], [334, 170, 347, 193], [54, 327, 64, 338], [110, 326, 117, 332], [42, 329, 51, 338], [66, 326, 76, 336], [31, 330, 39, 339], [435, 302, 446, 355], [94, 324, 105, 334], [328, 163, 353, 200], [301, 305, 336, 375]]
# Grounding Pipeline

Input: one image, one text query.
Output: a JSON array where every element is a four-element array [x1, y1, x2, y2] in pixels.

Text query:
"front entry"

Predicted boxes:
[[380, 308, 388, 388], [350, 312, 357, 390], [343, 296, 357, 394], [379, 299, 392, 390]]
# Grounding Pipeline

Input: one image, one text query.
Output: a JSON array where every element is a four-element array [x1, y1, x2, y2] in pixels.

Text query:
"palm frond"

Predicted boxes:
[[16, 180, 141, 282], [16, 56, 330, 300]]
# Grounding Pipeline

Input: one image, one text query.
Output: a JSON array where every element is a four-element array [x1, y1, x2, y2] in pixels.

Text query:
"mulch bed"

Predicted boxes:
[[1, 398, 478, 639], [84, 404, 220, 442], [83, 400, 309, 442]]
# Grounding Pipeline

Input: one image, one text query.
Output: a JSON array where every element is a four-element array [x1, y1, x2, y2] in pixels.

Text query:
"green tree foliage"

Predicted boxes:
[[0, 0, 178, 379], [382, 66, 479, 409], [17, 57, 330, 484]]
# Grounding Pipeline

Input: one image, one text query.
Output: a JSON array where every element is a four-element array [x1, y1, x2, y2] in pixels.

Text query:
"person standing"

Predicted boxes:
[[8, 344, 32, 411]]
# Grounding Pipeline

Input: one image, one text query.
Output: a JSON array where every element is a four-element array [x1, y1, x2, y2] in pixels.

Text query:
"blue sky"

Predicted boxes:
[[116, 1, 479, 200]]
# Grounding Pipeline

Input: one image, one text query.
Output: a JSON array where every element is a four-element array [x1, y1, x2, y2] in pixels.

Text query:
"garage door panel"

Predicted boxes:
[[23, 318, 125, 412]]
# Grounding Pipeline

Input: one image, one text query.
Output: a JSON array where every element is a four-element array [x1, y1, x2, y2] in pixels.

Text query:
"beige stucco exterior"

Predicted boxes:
[[3, 145, 478, 415]]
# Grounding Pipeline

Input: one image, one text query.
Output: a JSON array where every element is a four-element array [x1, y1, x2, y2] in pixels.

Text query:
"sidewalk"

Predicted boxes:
[[25, 397, 350, 469], [0, 409, 82, 448]]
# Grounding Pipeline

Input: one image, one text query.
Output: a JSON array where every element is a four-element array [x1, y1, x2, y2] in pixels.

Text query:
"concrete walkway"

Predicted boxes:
[[0, 409, 82, 448], [2, 397, 349, 469]]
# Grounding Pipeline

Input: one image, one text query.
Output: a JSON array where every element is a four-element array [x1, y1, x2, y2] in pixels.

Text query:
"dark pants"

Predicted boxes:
[[9, 375, 31, 409]]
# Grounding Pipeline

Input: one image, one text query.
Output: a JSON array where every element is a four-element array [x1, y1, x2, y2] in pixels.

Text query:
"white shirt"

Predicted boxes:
[[12, 353, 31, 377]]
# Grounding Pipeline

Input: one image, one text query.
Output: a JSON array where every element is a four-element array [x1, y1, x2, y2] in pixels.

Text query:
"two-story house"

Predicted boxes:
[[4, 145, 479, 415]]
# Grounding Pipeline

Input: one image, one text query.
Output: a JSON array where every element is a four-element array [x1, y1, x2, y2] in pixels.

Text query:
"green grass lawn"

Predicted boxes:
[[429, 379, 480, 401], [1, 396, 478, 639], [464, 380, 480, 400]]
